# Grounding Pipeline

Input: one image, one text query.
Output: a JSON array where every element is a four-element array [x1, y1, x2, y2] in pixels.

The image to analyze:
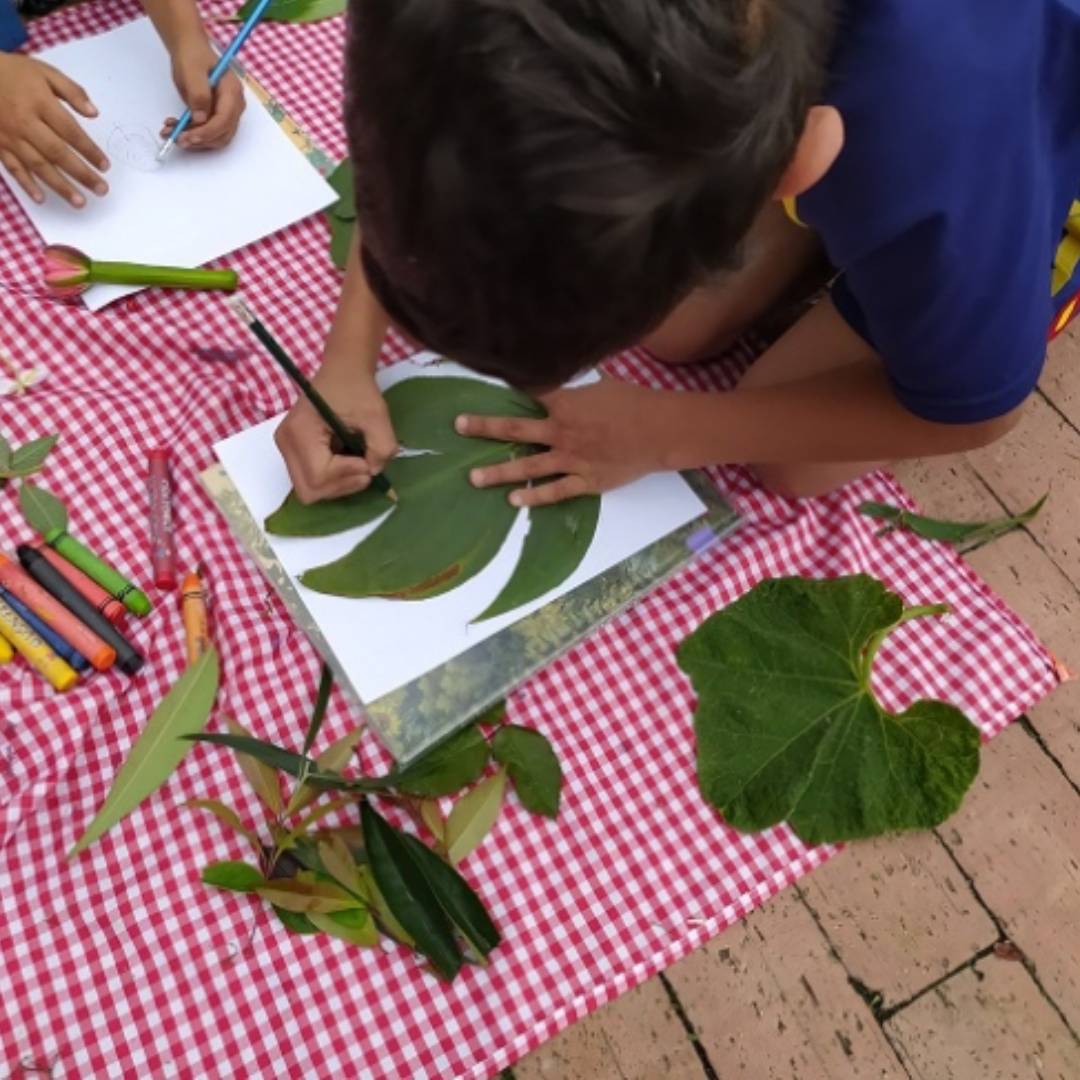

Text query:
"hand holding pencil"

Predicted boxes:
[[157, 0, 275, 161], [229, 294, 399, 503], [264, 244, 401, 504]]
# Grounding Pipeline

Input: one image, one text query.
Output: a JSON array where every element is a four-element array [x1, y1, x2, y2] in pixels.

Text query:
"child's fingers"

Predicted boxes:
[[29, 121, 106, 197], [455, 412, 555, 445], [471, 451, 566, 488], [180, 77, 245, 150], [0, 150, 45, 204], [41, 63, 98, 118], [275, 412, 372, 504], [316, 456, 377, 502], [509, 475, 589, 508], [44, 101, 109, 175], [361, 421, 398, 473], [18, 143, 85, 207]]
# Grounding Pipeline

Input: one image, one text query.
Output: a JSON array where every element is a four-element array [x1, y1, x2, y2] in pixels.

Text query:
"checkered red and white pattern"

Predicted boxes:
[[0, 4, 1060, 1077]]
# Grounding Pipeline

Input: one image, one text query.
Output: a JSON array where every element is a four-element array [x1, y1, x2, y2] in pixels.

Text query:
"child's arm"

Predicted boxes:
[[457, 298, 1023, 505], [0, 52, 109, 207], [274, 239, 400, 503], [143, 0, 244, 150]]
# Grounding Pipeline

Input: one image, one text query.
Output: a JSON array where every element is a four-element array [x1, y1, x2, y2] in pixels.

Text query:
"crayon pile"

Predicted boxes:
[[0, 449, 208, 691], [0, 539, 150, 691]]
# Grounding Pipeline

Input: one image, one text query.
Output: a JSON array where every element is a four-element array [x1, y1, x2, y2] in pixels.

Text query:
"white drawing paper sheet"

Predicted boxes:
[[2, 18, 335, 310], [214, 360, 708, 703]]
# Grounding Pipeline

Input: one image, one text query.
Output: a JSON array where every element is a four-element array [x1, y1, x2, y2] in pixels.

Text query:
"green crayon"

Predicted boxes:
[[43, 527, 152, 617]]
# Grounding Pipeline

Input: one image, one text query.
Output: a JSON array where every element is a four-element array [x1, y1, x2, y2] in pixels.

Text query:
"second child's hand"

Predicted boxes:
[[0, 55, 109, 207], [456, 378, 670, 507], [160, 37, 245, 150]]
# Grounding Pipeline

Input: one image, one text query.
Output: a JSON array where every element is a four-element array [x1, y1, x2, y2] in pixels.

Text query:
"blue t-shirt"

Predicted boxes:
[[0, 0, 28, 51], [797, 0, 1080, 424]]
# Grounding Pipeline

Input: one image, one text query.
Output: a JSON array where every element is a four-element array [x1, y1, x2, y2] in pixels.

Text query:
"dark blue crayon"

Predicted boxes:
[[0, 585, 90, 672]]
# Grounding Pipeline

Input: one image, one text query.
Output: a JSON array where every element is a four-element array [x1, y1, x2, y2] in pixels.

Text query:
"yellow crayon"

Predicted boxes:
[[0, 633, 12, 663], [0, 596, 78, 692]]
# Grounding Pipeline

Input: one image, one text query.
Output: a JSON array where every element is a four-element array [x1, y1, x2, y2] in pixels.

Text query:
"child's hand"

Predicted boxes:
[[0, 54, 109, 207], [161, 35, 245, 150], [275, 364, 399, 504], [457, 378, 668, 506]]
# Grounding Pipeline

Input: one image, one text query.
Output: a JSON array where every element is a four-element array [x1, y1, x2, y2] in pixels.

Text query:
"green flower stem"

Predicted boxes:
[[859, 603, 950, 688], [88, 261, 238, 292]]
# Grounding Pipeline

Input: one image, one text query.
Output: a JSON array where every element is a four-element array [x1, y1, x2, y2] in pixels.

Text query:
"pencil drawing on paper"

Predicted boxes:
[[106, 124, 161, 172]]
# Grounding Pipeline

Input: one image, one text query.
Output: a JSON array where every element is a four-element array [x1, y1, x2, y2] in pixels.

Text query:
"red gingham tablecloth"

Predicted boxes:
[[0, 5, 1061, 1077]]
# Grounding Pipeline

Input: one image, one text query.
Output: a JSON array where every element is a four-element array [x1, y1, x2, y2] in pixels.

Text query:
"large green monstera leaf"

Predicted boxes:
[[677, 575, 981, 845], [266, 376, 600, 621]]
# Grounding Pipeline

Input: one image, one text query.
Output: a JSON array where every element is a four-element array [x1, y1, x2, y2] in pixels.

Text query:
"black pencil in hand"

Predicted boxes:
[[227, 296, 397, 502]]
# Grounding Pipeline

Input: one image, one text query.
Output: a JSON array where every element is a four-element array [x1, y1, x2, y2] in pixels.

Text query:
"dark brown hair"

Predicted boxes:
[[346, 0, 835, 386]]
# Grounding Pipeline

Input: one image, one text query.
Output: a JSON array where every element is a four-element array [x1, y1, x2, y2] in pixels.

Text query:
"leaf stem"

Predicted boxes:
[[90, 261, 238, 291], [859, 603, 950, 688]]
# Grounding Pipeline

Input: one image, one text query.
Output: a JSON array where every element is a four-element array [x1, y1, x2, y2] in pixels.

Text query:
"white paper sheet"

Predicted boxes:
[[214, 360, 708, 703], [2, 18, 335, 310]]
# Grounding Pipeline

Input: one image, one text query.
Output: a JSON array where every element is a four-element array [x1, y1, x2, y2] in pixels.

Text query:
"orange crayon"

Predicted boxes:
[[180, 570, 210, 664], [32, 540, 126, 625], [0, 553, 116, 672]]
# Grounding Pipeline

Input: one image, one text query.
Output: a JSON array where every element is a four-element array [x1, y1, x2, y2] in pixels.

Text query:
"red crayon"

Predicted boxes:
[[147, 449, 177, 590], [32, 540, 126, 625], [0, 552, 116, 672]]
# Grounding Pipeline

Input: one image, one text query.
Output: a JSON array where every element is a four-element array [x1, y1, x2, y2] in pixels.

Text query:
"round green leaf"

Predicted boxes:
[[677, 575, 980, 845], [491, 725, 562, 818]]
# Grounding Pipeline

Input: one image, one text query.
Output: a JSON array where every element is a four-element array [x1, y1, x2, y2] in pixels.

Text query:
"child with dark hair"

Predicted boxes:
[[276, 0, 1080, 504]]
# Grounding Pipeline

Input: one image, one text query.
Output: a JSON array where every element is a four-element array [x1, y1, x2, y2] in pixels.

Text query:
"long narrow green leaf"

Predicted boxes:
[[361, 801, 462, 979], [858, 495, 1047, 548], [0, 432, 10, 471], [186, 732, 311, 777], [185, 798, 263, 857], [309, 908, 379, 946], [187, 732, 390, 793], [357, 865, 414, 945], [285, 726, 365, 815], [445, 769, 506, 864], [226, 718, 283, 815], [418, 799, 446, 846], [473, 496, 600, 623], [286, 795, 356, 843], [255, 878, 358, 914], [303, 663, 334, 756], [271, 906, 319, 933], [265, 472, 396, 536], [400, 833, 501, 959], [69, 647, 220, 857], [389, 725, 490, 797], [18, 479, 68, 536]]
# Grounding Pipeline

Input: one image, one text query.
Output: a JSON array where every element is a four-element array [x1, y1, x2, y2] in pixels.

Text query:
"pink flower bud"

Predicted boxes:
[[43, 244, 91, 297]]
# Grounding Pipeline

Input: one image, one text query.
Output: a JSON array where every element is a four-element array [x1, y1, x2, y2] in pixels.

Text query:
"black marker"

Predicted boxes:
[[16, 545, 145, 675]]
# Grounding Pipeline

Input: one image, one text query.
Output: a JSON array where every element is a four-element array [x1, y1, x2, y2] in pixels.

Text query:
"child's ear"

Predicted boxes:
[[774, 105, 844, 199]]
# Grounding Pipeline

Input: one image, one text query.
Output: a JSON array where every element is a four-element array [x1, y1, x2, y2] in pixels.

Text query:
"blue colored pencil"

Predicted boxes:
[[156, 0, 276, 162], [0, 585, 90, 672]]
